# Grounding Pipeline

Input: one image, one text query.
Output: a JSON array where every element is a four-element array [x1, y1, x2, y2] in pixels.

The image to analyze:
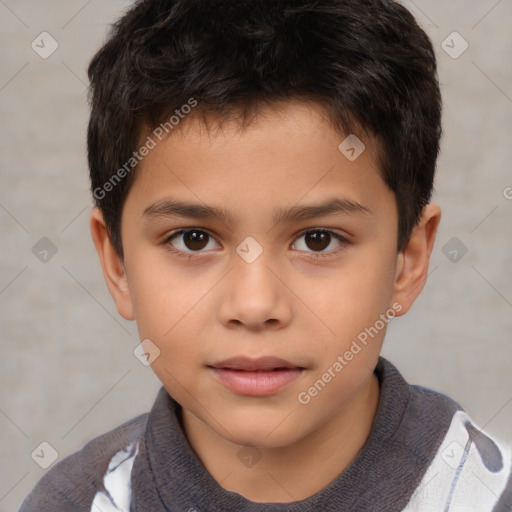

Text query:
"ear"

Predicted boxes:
[[89, 207, 135, 321], [392, 204, 441, 315]]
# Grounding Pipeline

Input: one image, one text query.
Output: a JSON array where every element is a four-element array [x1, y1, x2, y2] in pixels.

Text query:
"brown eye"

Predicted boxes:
[[166, 229, 220, 253], [182, 230, 209, 250], [292, 229, 348, 256], [304, 231, 331, 251]]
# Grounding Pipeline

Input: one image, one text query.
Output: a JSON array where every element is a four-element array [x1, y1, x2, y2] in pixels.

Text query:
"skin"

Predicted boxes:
[[90, 100, 441, 503]]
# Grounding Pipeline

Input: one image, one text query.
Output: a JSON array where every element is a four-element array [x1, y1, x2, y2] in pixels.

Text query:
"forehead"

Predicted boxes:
[[124, 100, 391, 225]]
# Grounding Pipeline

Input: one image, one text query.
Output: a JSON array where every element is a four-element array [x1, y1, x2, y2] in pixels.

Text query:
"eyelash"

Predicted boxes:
[[162, 228, 350, 261]]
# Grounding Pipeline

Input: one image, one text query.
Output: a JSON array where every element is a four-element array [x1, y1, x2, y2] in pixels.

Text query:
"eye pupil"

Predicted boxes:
[[305, 231, 330, 251], [184, 230, 209, 250]]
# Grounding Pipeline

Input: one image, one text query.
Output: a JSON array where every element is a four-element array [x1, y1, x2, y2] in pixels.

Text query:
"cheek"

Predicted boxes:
[[127, 265, 213, 384], [302, 255, 397, 367], [316, 257, 396, 325], [127, 256, 203, 335]]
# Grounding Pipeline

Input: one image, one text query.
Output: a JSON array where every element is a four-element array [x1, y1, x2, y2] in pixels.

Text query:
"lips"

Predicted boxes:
[[208, 357, 305, 396], [209, 356, 303, 372]]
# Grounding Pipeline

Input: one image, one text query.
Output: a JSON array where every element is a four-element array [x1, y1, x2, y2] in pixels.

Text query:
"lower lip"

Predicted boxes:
[[209, 368, 304, 396]]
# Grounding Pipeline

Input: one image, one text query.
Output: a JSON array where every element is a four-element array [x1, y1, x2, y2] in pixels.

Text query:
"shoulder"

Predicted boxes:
[[400, 390, 512, 511], [375, 359, 512, 510], [403, 408, 512, 511], [19, 412, 148, 512]]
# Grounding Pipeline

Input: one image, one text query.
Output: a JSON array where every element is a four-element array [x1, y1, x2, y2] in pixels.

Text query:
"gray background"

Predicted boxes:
[[1, 0, 511, 510]]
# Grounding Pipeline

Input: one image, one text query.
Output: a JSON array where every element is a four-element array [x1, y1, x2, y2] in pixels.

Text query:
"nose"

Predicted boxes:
[[216, 248, 293, 332]]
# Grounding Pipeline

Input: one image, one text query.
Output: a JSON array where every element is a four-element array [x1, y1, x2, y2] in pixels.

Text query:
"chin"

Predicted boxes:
[[216, 417, 307, 449], [227, 431, 299, 449]]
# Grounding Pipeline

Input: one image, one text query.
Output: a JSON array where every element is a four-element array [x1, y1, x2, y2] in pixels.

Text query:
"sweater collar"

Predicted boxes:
[[130, 357, 421, 511]]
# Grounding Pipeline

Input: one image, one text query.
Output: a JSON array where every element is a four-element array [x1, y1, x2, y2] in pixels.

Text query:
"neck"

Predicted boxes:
[[181, 372, 380, 503]]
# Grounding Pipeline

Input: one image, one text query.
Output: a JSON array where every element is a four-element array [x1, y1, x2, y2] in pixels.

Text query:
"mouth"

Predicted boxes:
[[209, 356, 304, 372], [207, 356, 306, 396]]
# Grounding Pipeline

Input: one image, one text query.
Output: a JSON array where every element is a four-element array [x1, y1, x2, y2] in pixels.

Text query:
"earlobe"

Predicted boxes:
[[392, 204, 441, 315], [89, 208, 135, 321]]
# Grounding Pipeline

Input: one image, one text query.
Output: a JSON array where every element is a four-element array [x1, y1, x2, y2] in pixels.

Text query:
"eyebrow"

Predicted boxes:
[[142, 197, 372, 225]]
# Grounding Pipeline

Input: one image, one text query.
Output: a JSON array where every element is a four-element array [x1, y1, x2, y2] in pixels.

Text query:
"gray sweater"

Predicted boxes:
[[19, 357, 512, 511]]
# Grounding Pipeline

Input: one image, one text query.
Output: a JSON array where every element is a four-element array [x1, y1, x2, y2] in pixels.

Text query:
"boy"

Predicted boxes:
[[20, 0, 512, 510]]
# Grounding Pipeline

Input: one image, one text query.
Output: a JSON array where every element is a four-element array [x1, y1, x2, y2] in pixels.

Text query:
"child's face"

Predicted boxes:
[[92, 101, 430, 448]]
